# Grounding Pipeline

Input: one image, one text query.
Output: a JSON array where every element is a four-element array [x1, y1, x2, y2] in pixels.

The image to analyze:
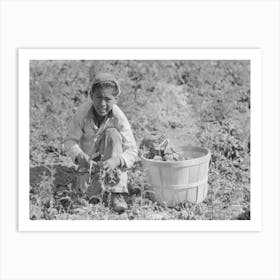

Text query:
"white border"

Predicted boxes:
[[18, 49, 262, 231]]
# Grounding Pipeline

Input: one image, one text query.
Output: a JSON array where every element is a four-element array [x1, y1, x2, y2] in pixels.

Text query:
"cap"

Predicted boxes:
[[91, 73, 121, 96]]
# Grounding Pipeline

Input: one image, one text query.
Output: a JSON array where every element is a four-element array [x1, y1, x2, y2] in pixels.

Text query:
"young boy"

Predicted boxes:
[[63, 72, 138, 213]]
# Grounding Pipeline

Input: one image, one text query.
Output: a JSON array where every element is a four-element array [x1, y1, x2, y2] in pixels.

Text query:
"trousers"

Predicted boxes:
[[77, 128, 128, 197]]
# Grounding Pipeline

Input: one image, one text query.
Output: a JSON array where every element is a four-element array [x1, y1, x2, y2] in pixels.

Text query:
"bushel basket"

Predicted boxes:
[[141, 146, 211, 207]]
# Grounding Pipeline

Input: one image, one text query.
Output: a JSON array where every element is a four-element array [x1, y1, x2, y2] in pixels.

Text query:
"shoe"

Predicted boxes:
[[88, 196, 101, 205], [87, 173, 104, 204], [89, 191, 110, 205], [111, 193, 128, 214]]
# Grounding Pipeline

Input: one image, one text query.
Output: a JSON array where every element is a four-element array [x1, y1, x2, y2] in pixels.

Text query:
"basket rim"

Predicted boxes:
[[140, 146, 211, 167]]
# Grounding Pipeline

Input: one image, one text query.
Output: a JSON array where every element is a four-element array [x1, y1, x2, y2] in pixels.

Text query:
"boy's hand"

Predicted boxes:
[[76, 152, 89, 167], [103, 156, 121, 172]]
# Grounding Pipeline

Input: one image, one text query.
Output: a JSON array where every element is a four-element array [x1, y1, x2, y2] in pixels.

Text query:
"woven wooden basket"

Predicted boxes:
[[141, 146, 211, 207]]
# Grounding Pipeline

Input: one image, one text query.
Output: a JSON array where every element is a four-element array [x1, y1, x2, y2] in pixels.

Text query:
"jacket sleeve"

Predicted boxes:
[[116, 112, 138, 169], [63, 113, 84, 162]]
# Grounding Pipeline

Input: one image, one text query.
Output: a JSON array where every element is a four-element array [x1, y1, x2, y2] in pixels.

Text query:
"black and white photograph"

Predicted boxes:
[[24, 50, 257, 224], [2, 1, 280, 279]]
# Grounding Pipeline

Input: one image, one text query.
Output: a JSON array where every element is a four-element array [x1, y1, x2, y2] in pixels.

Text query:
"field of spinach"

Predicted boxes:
[[29, 60, 250, 220]]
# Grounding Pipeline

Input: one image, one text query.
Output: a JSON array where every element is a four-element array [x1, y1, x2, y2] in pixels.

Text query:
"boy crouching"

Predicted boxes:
[[63, 73, 138, 213]]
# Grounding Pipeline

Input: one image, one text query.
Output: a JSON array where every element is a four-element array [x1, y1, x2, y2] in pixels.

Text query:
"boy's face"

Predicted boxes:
[[91, 87, 118, 117]]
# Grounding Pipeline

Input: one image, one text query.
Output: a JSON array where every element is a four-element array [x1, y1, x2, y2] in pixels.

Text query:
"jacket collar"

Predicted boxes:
[[90, 106, 113, 128]]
